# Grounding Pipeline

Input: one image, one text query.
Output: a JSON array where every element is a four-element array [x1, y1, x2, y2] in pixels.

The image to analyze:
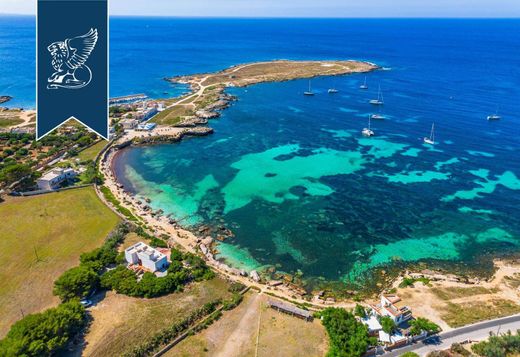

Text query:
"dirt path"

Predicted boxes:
[[213, 293, 262, 357]]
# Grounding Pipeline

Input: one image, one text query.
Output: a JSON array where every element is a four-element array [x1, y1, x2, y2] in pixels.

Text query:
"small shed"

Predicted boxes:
[[267, 299, 313, 321]]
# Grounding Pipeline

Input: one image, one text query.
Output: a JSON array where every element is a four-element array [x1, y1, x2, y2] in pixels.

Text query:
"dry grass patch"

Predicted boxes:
[[0, 187, 120, 337], [82, 278, 233, 357], [431, 286, 498, 300], [151, 105, 194, 125], [442, 299, 520, 328], [167, 293, 328, 357]]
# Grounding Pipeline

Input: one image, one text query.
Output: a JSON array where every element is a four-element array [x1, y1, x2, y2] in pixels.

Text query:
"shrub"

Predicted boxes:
[[354, 304, 367, 318], [149, 237, 168, 248], [400, 353, 420, 357], [380, 316, 397, 334], [0, 301, 86, 356], [410, 317, 440, 335], [319, 307, 376, 357], [53, 266, 100, 301], [472, 330, 520, 357]]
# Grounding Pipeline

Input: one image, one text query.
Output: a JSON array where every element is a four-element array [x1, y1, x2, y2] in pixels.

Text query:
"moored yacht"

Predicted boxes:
[[304, 80, 314, 96], [423, 123, 435, 145], [362, 115, 375, 137], [369, 85, 384, 105], [360, 76, 368, 90]]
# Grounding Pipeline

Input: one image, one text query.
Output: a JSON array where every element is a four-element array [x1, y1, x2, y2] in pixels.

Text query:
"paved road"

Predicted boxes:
[[383, 314, 520, 356]]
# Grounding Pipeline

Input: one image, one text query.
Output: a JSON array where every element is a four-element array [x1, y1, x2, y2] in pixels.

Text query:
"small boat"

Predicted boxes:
[[369, 85, 384, 105], [360, 77, 368, 90], [328, 88, 339, 94], [362, 115, 375, 137], [370, 107, 385, 120], [423, 123, 435, 145], [487, 107, 501, 120], [304, 80, 315, 96]]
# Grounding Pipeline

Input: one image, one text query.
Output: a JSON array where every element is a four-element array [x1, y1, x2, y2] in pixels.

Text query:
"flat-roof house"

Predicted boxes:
[[36, 168, 77, 190], [368, 294, 412, 325], [125, 242, 169, 272], [120, 118, 139, 130]]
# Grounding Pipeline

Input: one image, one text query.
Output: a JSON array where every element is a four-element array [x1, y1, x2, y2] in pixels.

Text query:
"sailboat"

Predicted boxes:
[[487, 107, 501, 120], [369, 85, 384, 105], [360, 77, 368, 90], [423, 123, 435, 145], [371, 106, 385, 120], [328, 80, 339, 93], [304, 80, 315, 96], [362, 115, 375, 137]]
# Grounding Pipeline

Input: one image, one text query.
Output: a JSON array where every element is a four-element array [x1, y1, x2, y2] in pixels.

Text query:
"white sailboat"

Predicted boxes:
[[360, 76, 368, 90], [304, 80, 314, 96], [371, 107, 385, 120], [328, 80, 339, 93], [369, 85, 384, 105], [362, 115, 375, 137], [423, 123, 435, 145], [487, 107, 501, 120]]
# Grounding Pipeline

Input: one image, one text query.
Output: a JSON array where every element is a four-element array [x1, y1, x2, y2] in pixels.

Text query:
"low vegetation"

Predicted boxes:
[[472, 330, 520, 357], [0, 301, 87, 356], [442, 300, 520, 328], [431, 286, 497, 300], [318, 307, 376, 357], [0, 187, 119, 336]]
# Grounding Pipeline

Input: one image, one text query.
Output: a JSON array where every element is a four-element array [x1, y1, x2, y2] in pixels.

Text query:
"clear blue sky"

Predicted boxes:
[[1, 0, 520, 17]]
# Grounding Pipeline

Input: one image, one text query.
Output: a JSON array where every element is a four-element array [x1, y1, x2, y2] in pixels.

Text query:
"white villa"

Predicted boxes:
[[125, 242, 169, 272], [369, 294, 412, 324], [36, 168, 77, 190]]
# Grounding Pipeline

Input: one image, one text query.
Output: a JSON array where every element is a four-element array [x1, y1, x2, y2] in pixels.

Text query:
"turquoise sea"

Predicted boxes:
[[2, 17, 520, 286]]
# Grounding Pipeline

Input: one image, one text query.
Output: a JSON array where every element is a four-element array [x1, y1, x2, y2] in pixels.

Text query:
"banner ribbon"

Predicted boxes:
[[37, 0, 108, 139]]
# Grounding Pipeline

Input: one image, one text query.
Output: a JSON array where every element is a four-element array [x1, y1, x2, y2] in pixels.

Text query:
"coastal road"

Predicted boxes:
[[382, 314, 520, 356]]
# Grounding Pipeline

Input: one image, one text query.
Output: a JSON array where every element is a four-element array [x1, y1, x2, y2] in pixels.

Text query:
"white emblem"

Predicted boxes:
[[47, 28, 98, 89]]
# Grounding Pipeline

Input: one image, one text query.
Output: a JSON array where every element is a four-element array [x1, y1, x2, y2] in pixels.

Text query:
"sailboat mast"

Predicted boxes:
[[431, 123, 435, 142]]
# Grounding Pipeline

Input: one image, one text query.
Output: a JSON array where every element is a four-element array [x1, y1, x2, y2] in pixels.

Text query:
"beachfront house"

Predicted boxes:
[[36, 168, 77, 190], [125, 242, 169, 272], [120, 118, 139, 130], [368, 294, 412, 324]]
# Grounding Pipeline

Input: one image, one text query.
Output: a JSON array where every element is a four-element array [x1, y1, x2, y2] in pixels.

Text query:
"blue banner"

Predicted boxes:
[[37, 0, 108, 139]]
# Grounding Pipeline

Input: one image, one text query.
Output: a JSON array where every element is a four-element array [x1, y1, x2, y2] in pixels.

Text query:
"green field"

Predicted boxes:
[[0, 187, 120, 337], [77, 140, 108, 161]]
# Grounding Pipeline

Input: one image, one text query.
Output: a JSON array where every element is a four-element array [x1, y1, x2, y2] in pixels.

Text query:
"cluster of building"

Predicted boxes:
[[361, 294, 425, 350], [124, 242, 169, 273]]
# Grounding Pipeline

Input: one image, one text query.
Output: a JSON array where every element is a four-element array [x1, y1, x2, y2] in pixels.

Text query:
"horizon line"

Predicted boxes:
[[1, 13, 520, 19]]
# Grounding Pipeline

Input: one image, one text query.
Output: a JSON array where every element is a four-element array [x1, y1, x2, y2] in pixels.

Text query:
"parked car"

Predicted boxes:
[[80, 299, 92, 307]]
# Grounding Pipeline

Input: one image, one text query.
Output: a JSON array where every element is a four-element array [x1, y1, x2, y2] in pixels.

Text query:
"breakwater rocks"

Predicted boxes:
[[0, 96, 12, 104], [133, 127, 214, 145]]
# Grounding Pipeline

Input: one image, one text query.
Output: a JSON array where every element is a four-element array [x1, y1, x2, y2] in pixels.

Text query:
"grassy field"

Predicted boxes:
[[82, 278, 234, 357], [431, 286, 498, 300], [0, 187, 120, 337], [0, 113, 23, 128], [169, 293, 328, 357], [151, 104, 194, 125], [77, 140, 107, 162], [441, 299, 520, 327]]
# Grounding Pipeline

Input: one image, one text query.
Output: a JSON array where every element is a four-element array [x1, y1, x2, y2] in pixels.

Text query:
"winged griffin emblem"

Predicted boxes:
[[47, 28, 98, 89]]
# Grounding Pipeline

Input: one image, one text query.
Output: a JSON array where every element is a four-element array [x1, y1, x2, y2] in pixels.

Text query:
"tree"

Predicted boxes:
[[472, 330, 520, 357], [0, 301, 87, 356], [53, 266, 100, 301], [0, 163, 32, 184], [409, 317, 440, 335], [380, 316, 397, 334], [320, 307, 376, 357], [354, 304, 367, 318]]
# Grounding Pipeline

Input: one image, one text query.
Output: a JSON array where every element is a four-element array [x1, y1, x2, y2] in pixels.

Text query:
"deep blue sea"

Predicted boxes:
[[3, 16, 520, 286]]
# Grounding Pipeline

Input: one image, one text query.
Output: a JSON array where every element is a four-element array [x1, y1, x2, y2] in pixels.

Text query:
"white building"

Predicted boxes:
[[125, 242, 169, 272], [36, 168, 77, 190], [120, 118, 139, 130], [368, 294, 412, 324]]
